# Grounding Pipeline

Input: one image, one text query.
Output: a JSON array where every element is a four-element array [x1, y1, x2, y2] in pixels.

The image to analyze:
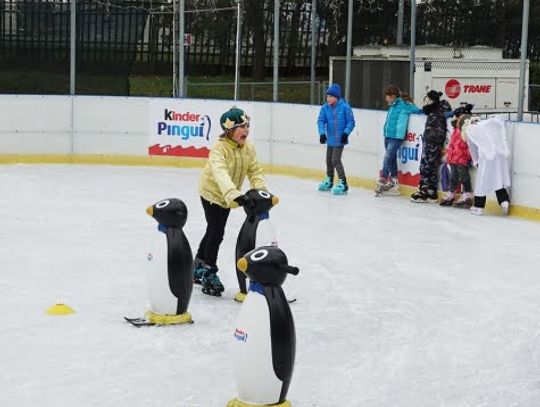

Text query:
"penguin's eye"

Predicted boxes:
[[258, 191, 271, 199], [156, 200, 170, 209], [250, 249, 268, 262]]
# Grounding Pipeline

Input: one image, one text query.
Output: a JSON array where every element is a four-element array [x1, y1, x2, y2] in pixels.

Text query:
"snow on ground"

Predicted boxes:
[[1, 164, 540, 407]]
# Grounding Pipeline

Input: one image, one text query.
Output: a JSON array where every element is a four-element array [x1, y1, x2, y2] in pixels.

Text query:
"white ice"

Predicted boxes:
[[1, 164, 540, 407]]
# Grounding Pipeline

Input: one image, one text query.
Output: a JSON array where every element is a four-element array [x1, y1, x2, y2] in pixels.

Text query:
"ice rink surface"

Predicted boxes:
[[1, 164, 540, 407]]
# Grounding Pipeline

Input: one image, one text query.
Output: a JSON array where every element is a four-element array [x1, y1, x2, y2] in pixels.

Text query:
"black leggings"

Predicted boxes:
[[449, 164, 472, 193], [474, 188, 510, 208], [196, 197, 231, 267]]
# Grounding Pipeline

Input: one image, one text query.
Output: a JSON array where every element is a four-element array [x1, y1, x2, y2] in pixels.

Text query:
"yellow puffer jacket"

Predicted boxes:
[[199, 136, 266, 208]]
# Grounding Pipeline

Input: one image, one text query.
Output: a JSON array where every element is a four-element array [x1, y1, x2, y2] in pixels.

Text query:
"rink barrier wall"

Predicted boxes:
[[0, 95, 539, 222]]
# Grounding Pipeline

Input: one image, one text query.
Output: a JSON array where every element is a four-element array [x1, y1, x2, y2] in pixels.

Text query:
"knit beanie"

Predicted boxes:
[[326, 83, 341, 99], [453, 103, 474, 118], [220, 107, 250, 131], [426, 90, 443, 104]]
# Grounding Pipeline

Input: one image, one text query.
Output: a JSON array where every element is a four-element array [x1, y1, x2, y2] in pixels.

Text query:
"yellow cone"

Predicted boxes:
[[46, 303, 75, 316]]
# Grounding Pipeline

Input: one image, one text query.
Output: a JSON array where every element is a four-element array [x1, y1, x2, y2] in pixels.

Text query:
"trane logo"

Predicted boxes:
[[444, 79, 492, 99], [464, 85, 492, 93]]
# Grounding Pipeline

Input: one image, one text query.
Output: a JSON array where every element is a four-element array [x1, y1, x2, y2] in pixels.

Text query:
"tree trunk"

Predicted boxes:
[[245, 0, 266, 80]]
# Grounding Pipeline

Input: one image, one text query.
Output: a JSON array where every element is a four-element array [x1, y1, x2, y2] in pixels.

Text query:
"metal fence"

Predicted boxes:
[[185, 79, 324, 104], [1, 0, 539, 116]]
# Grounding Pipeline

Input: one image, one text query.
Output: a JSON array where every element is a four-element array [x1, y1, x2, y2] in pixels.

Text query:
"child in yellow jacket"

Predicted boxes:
[[194, 106, 267, 297]]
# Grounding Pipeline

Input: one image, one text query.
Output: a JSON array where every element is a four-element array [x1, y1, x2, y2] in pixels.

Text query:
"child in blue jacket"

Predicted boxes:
[[376, 85, 421, 195], [317, 83, 356, 195]]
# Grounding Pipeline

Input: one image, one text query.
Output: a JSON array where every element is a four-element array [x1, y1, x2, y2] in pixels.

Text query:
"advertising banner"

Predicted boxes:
[[148, 99, 225, 158], [397, 116, 424, 187]]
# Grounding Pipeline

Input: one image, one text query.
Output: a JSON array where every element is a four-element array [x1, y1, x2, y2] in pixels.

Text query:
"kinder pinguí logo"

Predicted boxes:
[[157, 109, 211, 140], [399, 132, 420, 164], [445, 79, 461, 99], [234, 328, 248, 342]]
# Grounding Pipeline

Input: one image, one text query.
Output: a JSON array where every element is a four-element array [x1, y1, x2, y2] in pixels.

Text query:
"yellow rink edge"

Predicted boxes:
[[1, 154, 539, 222]]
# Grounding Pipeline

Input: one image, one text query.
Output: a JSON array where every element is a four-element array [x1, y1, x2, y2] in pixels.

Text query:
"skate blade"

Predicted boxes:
[[202, 288, 222, 297]]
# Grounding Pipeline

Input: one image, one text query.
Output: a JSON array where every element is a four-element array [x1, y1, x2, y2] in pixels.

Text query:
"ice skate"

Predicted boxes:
[[384, 177, 400, 196], [439, 192, 455, 207], [331, 178, 348, 195], [201, 266, 225, 297], [500, 201, 510, 216], [411, 188, 437, 203], [318, 176, 333, 191], [374, 178, 387, 196], [193, 257, 205, 285], [470, 206, 483, 216], [453, 193, 473, 209], [410, 188, 428, 203]]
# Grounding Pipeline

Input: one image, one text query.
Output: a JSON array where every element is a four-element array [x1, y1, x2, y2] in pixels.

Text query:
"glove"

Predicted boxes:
[[319, 134, 327, 144], [234, 195, 254, 208], [341, 133, 349, 145]]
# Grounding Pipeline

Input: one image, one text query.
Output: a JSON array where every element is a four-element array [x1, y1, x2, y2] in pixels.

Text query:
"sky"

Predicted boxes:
[[1, 164, 540, 407]]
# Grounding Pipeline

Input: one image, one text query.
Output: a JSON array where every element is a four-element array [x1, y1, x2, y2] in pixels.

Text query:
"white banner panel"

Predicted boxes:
[[148, 99, 225, 158], [397, 114, 425, 187]]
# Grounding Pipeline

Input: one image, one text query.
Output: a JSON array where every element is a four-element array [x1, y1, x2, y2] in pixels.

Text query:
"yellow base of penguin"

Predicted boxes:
[[145, 310, 193, 325], [226, 398, 292, 407], [234, 292, 247, 303]]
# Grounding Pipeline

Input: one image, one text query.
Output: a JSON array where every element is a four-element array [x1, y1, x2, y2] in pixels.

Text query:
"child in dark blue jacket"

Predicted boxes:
[[317, 83, 356, 195]]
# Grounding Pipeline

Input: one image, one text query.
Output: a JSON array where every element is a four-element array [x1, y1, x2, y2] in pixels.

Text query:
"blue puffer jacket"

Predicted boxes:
[[383, 97, 421, 140], [317, 99, 355, 147]]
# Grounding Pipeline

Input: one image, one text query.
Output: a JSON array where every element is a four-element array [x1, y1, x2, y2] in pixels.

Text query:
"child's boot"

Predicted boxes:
[[385, 177, 400, 196], [331, 178, 348, 195], [500, 200, 510, 216], [453, 192, 473, 208], [426, 189, 438, 203], [410, 188, 428, 203], [470, 206, 483, 216], [318, 176, 333, 191], [201, 265, 225, 296], [374, 177, 388, 195], [439, 192, 455, 206], [193, 257, 205, 284]]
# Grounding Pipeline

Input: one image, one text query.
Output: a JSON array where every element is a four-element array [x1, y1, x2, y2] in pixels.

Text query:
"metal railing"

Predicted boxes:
[[185, 80, 325, 104]]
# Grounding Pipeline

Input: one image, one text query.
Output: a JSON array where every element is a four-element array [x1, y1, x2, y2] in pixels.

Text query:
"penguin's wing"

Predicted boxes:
[[166, 228, 193, 313], [236, 219, 258, 259], [263, 286, 295, 383]]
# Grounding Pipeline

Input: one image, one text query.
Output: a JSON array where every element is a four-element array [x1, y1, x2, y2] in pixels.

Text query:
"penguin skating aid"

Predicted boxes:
[[228, 246, 299, 406], [234, 189, 279, 303], [125, 198, 194, 327]]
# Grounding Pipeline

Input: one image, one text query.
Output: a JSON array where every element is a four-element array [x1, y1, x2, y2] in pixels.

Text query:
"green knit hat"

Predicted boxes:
[[220, 107, 250, 131]]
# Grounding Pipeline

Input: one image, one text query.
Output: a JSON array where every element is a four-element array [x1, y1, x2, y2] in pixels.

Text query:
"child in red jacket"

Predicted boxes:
[[440, 104, 474, 208]]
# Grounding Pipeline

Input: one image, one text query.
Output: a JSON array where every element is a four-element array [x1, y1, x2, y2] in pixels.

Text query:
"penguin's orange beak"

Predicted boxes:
[[237, 257, 248, 274], [272, 196, 279, 206], [146, 206, 153, 216]]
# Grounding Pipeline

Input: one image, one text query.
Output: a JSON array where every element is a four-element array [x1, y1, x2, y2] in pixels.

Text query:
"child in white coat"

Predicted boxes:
[[464, 116, 511, 216]]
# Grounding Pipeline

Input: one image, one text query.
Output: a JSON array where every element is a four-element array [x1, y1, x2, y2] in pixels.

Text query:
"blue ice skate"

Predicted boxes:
[[331, 178, 349, 195], [318, 176, 333, 191]]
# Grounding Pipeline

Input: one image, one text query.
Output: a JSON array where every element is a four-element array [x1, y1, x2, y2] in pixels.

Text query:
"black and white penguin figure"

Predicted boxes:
[[234, 189, 279, 303], [228, 246, 299, 407], [143, 198, 193, 325]]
